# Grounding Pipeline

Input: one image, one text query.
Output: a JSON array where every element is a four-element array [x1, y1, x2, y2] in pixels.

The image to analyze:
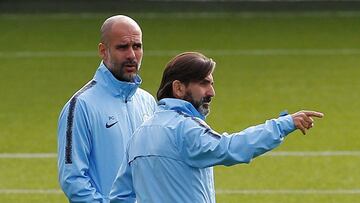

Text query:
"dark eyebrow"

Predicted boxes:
[[115, 44, 129, 49], [200, 78, 213, 85]]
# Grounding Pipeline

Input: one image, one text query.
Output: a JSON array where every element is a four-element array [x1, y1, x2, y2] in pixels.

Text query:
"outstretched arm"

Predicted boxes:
[[181, 110, 323, 168]]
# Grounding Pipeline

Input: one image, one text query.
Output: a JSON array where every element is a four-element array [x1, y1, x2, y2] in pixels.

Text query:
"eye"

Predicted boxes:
[[199, 80, 212, 86], [133, 43, 142, 49]]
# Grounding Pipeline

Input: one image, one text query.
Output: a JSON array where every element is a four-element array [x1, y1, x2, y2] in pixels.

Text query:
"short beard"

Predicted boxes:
[[111, 60, 139, 82], [183, 91, 211, 117]]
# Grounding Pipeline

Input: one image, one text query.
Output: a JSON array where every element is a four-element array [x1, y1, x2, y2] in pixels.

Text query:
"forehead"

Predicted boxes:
[[199, 74, 214, 84], [189, 73, 214, 86], [109, 22, 142, 43], [205, 74, 214, 82]]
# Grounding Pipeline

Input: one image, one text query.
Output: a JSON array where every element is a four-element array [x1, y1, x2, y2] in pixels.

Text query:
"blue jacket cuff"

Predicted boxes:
[[277, 114, 296, 137]]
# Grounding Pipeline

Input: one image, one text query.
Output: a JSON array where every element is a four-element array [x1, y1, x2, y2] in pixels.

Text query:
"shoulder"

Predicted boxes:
[[67, 80, 99, 102], [178, 113, 221, 139], [136, 88, 155, 99], [134, 88, 157, 107], [175, 111, 205, 127], [61, 80, 99, 113], [156, 110, 201, 132]]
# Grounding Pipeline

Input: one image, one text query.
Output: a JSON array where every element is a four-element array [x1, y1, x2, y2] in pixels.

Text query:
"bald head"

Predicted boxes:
[[98, 15, 144, 82], [100, 15, 142, 45]]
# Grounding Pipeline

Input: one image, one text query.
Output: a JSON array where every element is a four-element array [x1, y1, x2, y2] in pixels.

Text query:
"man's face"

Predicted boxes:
[[183, 74, 215, 117], [101, 22, 143, 82]]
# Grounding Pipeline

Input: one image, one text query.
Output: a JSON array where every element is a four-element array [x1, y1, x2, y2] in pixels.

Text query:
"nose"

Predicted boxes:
[[207, 85, 215, 97], [126, 47, 136, 60]]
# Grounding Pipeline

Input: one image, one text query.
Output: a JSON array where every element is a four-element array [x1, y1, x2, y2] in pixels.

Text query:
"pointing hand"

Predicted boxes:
[[291, 110, 324, 135]]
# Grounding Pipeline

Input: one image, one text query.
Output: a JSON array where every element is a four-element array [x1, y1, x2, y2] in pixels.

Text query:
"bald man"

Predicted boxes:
[[58, 15, 156, 202]]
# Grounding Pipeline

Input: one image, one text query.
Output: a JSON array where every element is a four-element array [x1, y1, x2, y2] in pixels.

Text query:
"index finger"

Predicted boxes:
[[302, 111, 324, 118]]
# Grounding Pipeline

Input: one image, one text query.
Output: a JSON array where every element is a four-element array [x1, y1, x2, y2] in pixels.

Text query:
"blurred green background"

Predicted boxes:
[[0, 3, 360, 202]]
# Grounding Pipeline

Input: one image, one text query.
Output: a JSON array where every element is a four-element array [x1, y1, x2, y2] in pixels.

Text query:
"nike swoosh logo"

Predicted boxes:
[[105, 121, 118, 128]]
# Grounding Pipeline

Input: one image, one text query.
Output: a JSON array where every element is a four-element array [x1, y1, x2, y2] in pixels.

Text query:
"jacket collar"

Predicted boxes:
[[94, 61, 141, 101], [158, 98, 205, 120]]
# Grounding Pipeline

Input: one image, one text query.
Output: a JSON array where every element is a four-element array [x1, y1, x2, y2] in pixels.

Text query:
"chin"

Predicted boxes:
[[129, 74, 138, 81], [121, 73, 137, 82], [198, 106, 210, 117]]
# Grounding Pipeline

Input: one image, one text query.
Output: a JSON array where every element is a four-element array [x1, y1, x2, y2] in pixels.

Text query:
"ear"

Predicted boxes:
[[98, 43, 107, 60], [172, 80, 186, 99]]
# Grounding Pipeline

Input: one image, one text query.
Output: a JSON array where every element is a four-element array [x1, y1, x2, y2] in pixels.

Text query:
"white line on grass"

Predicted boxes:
[[0, 153, 57, 158], [265, 151, 360, 157], [216, 189, 360, 195], [1, 189, 359, 195], [0, 51, 97, 58], [2, 12, 360, 20], [1, 151, 360, 159], [149, 49, 360, 56], [1, 49, 360, 58], [0, 189, 62, 194]]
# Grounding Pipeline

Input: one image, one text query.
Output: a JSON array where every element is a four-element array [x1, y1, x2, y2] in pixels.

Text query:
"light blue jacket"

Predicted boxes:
[[58, 62, 156, 203], [112, 98, 295, 203]]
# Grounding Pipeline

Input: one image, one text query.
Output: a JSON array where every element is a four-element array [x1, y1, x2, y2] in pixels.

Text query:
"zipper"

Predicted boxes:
[[125, 98, 134, 132]]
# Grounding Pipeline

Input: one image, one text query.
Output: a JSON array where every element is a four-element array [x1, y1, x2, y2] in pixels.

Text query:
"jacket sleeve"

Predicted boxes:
[[109, 155, 136, 203], [57, 98, 106, 203], [179, 115, 295, 168]]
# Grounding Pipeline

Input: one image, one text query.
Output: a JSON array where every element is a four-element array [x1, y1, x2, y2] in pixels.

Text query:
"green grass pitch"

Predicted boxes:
[[0, 12, 360, 202]]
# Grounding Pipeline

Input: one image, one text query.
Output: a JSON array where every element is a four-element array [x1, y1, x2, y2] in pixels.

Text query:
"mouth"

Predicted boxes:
[[124, 65, 137, 73], [202, 97, 212, 107], [202, 102, 210, 109]]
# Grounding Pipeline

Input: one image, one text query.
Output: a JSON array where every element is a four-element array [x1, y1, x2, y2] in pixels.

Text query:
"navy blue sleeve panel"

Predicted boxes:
[[58, 80, 106, 202], [65, 80, 96, 164]]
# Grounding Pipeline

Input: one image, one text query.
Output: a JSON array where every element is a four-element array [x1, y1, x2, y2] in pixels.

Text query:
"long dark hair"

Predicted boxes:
[[156, 52, 216, 101]]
